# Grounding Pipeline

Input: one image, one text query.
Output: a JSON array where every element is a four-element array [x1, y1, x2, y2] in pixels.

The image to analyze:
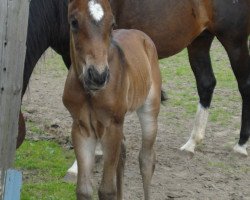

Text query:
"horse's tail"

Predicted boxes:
[[161, 89, 168, 104]]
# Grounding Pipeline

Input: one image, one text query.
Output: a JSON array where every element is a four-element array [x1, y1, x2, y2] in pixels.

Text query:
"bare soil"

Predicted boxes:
[[22, 48, 250, 200]]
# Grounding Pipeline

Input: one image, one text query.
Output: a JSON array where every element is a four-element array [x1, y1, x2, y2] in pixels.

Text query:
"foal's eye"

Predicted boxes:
[[70, 18, 79, 32]]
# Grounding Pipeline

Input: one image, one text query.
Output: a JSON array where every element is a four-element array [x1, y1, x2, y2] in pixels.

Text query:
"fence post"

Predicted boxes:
[[0, 0, 30, 199]]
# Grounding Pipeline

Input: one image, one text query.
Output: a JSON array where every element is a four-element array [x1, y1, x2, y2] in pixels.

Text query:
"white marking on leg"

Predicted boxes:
[[88, 0, 104, 22], [67, 160, 78, 174], [180, 103, 209, 153], [233, 143, 248, 156], [64, 160, 78, 183]]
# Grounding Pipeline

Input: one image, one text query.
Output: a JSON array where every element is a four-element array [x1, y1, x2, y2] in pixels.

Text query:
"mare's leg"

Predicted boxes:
[[180, 31, 216, 154], [71, 122, 96, 200], [17, 111, 26, 148], [137, 88, 160, 200], [61, 53, 71, 70], [116, 139, 126, 200], [217, 34, 250, 156], [98, 124, 123, 200]]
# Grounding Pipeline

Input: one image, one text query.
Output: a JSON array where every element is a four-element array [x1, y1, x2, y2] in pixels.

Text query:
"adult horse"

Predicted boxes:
[[20, 0, 250, 156]]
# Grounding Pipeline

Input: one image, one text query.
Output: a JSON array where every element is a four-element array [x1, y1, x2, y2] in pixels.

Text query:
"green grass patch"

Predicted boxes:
[[35, 50, 67, 77], [15, 140, 76, 199], [208, 160, 250, 174], [21, 182, 76, 200], [208, 161, 233, 172], [26, 121, 44, 135]]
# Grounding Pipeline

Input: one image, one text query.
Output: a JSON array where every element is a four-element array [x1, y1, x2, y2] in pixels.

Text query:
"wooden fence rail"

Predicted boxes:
[[0, 0, 29, 199]]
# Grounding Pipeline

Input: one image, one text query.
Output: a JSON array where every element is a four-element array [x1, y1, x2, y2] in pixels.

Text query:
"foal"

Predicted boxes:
[[63, 0, 163, 199]]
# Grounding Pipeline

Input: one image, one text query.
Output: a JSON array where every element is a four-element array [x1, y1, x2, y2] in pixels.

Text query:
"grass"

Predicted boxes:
[[39, 50, 67, 73], [15, 39, 244, 199], [208, 160, 250, 174], [15, 140, 76, 200], [26, 120, 45, 135], [160, 39, 241, 126]]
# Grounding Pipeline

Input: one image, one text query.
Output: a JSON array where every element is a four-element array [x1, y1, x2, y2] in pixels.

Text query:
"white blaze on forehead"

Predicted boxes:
[[88, 0, 104, 22]]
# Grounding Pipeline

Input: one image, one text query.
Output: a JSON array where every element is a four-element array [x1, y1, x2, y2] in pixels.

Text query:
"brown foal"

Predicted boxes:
[[63, 0, 163, 199]]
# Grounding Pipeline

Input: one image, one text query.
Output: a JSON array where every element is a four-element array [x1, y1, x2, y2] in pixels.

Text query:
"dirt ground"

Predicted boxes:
[[22, 47, 250, 200]]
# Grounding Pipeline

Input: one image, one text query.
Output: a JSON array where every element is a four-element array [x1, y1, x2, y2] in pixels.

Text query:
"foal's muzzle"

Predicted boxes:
[[84, 65, 110, 91]]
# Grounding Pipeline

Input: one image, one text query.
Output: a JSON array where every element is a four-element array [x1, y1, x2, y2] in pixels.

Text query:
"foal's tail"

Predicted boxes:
[[161, 89, 168, 104]]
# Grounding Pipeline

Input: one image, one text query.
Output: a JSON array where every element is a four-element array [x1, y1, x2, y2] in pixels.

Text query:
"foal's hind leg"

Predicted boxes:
[[181, 31, 216, 154], [217, 34, 250, 156], [137, 88, 160, 200]]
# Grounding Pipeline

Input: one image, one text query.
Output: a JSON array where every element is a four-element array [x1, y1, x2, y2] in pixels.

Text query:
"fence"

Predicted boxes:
[[0, 0, 29, 199]]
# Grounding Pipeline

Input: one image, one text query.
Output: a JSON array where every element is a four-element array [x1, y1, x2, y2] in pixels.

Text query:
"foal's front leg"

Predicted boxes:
[[116, 139, 126, 200], [65, 143, 103, 183], [98, 123, 123, 200], [71, 121, 96, 200]]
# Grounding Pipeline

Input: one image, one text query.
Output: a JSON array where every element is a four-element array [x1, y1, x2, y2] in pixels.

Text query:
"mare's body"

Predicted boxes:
[[20, 0, 250, 155]]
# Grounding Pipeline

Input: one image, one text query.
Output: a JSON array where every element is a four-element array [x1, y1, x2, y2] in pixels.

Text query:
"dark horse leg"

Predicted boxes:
[[181, 31, 216, 153], [17, 0, 70, 148], [17, 112, 26, 148], [217, 35, 250, 156], [210, 0, 250, 156]]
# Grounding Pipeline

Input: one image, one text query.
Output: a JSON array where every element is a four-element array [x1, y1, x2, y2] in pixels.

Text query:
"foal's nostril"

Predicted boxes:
[[87, 66, 94, 80], [85, 66, 109, 89]]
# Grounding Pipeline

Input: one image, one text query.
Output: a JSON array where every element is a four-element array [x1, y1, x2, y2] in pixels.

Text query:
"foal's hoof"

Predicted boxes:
[[63, 172, 77, 183], [233, 144, 248, 157]]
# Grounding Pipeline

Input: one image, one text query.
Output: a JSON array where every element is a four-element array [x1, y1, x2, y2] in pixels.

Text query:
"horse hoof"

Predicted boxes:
[[233, 144, 248, 157], [180, 139, 195, 154], [63, 172, 77, 183], [178, 148, 194, 159]]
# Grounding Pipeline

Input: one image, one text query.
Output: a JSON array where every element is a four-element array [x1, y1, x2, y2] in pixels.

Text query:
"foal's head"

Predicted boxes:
[[68, 0, 114, 91]]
